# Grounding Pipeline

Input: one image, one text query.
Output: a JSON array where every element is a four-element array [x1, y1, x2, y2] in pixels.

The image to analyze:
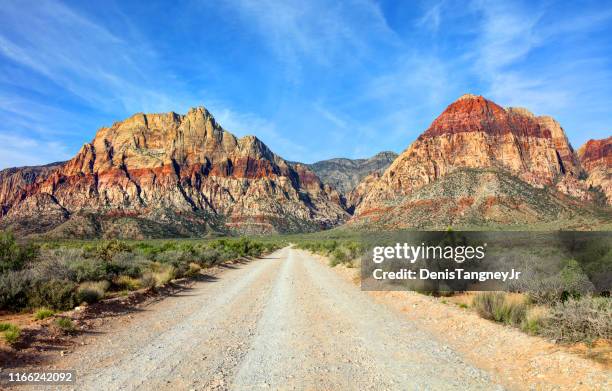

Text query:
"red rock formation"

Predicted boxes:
[[578, 137, 612, 205], [354, 94, 599, 226], [0, 107, 348, 236]]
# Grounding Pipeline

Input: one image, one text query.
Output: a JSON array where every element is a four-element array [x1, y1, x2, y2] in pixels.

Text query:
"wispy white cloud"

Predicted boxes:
[[223, 0, 399, 81], [0, 0, 193, 115], [416, 1, 445, 33], [469, 0, 612, 118], [0, 134, 71, 169], [314, 104, 348, 129]]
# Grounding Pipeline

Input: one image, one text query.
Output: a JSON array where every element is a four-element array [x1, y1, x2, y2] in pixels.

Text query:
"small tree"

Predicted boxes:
[[0, 231, 38, 273]]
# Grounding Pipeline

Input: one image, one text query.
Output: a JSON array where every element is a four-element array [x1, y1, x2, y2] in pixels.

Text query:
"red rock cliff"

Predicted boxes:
[[0, 107, 348, 236], [355, 94, 586, 217]]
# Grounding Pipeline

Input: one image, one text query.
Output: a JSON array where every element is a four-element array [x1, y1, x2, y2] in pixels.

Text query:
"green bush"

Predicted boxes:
[[196, 248, 221, 267], [540, 296, 611, 343], [0, 322, 21, 345], [67, 257, 107, 282], [30, 250, 77, 281], [111, 253, 150, 278], [0, 231, 38, 272], [516, 259, 595, 305], [91, 240, 131, 263], [330, 248, 349, 267], [155, 250, 191, 277], [27, 279, 77, 310], [0, 271, 30, 311], [34, 308, 56, 320], [0, 236, 278, 312], [54, 317, 75, 332]]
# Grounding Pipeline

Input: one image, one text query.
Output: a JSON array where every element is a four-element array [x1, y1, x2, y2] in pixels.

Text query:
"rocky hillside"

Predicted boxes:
[[352, 94, 610, 229], [578, 137, 611, 205], [306, 151, 397, 194], [0, 107, 348, 238]]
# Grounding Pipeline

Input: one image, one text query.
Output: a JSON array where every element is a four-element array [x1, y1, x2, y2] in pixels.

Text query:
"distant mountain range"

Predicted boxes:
[[0, 95, 610, 238], [304, 151, 398, 194]]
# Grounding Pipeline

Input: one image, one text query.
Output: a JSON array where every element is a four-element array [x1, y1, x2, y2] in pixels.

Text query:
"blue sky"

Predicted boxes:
[[0, 0, 611, 168]]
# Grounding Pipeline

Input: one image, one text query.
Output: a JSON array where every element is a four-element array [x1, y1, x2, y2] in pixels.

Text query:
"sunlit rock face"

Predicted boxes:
[[0, 107, 348, 237], [578, 137, 612, 205], [352, 95, 604, 228]]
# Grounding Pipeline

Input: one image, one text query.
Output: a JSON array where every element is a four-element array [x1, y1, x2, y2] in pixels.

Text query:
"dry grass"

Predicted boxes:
[[76, 281, 110, 304], [186, 262, 202, 277], [114, 275, 142, 291], [152, 265, 176, 287], [472, 292, 527, 326]]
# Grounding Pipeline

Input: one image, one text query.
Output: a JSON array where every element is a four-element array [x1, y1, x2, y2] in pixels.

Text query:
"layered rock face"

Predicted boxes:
[[0, 162, 64, 217], [0, 107, 348, 237], [345, 172, 381, 213], [353, 94, 607, 228], [306, 151, 397, 194], [578, 137, 612, 205]]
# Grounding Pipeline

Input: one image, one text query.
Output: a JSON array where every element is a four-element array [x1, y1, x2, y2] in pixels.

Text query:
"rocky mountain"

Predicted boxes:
[[0, 107, 348, 238], [352, 94, 611, 229], [578, 136, 611, 205], [345, 172, 382, 213], [306, 151, 397, 194]]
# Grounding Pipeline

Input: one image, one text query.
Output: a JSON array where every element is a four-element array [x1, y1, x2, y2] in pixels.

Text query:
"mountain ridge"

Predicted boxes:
[[351, 94, 610, 229], [0, 106, 349, 238], [1, 95, 609, 237]]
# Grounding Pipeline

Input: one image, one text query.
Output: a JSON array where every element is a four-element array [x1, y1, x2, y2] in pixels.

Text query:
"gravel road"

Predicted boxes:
[[49, 246, 501, 390]]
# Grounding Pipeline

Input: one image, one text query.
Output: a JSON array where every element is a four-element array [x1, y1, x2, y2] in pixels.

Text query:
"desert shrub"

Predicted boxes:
[[76, 281, 110, 304], [66, 256, 107, 283], [473, 292, 505, 320], [0, 270, 30, 311], [113, 275, 141, 291], [559, 259, 595, 300], [344, 241, 364, 259], [472, 292, 527, 326], [27, 279, 77, 310], [329, 248, 349, 267], [514, 259, 595, 305], [0, 322, 21, 345], [540, 296, 612, 343], [111, 252, 150, 278], [196, 248, 221, 267], [297, 240, 338, 255], [185, 262, 201, 277], [138, 273, 156, 289], [34, 308, 56, 320], [150, 264, 176, 287], [0, 231, 38, 272], [54, 317, 75, 332], [521, 306, 548, 335], [29, 249, 78, 281], [90, 240, 132, 263], [155, 250, 191, 277]]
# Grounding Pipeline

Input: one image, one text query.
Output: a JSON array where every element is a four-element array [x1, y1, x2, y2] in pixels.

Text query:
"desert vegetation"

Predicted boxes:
[[0, 231, 282, 314], [296, 239, 364, 267], [297, 231, 612, 345]]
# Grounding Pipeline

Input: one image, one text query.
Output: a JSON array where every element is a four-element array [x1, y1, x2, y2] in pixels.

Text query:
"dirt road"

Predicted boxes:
[[32, 246, 498, 390]]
